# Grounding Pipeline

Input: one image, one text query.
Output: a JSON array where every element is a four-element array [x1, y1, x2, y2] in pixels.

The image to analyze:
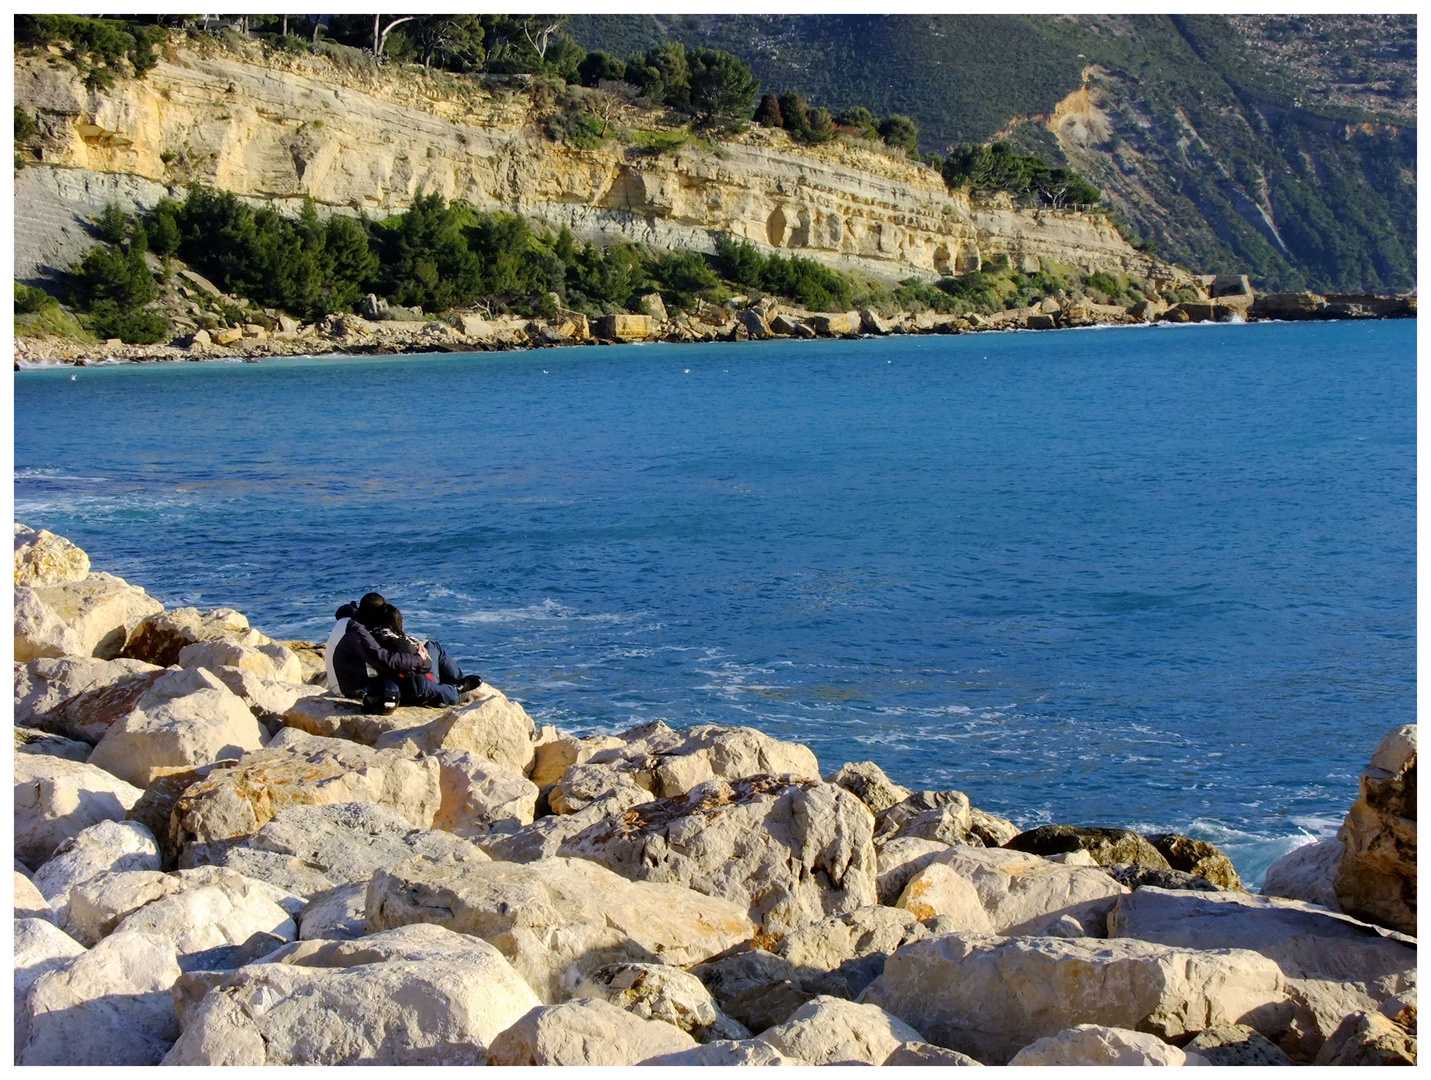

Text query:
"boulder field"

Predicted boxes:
[[12, 525, 1418, 1066]]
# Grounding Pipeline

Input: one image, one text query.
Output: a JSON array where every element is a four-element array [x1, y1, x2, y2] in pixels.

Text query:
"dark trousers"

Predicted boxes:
[[367, 639, 464, 708]]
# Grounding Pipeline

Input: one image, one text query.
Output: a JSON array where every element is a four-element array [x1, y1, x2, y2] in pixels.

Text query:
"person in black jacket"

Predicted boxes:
[[328, 593, 480, 712], [369, 604, 482, 709]]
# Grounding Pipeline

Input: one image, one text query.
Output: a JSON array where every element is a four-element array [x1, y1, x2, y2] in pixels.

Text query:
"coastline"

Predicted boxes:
[[13, 524, 1418, 1065], [13, 292, 1417, 370]]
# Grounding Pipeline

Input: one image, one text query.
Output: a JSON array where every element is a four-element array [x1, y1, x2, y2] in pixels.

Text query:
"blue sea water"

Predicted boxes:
[[14, 320, 1416, 885]]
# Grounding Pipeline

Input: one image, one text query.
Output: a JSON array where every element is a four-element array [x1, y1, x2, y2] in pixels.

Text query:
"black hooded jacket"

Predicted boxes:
[[331, 602, 431, 698]]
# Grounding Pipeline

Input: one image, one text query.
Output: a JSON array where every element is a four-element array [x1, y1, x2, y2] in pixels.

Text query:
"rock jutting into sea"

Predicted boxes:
[[12, 524, 1418, 1066]]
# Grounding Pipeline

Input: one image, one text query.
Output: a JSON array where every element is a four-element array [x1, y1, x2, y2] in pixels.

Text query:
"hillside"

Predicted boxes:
[[12, 35, 1166, 291], [568, 14, 1417, 294]]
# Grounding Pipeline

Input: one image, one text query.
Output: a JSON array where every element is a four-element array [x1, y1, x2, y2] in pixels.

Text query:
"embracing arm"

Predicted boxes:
[[347, 622, 431, 675]]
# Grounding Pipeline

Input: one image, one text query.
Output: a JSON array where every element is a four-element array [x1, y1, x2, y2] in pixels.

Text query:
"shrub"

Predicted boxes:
[[686, 48, 759, 127], [15, 283, 52, 312], [94, 202, 132, 245], [649, 249, 718, 311], [754, 92, 783, 128], [85, 302, 170, 344], [878, 114, 920, 155], [14, 107, 38, 143], [73, 243, 157, 308]]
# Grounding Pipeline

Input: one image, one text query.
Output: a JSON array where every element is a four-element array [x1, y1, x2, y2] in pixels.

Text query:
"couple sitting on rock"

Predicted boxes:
[[325, 592, 483, 714]]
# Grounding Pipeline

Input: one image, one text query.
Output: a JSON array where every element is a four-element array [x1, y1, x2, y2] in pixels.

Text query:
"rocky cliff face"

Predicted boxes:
[[15, 39, 1178, 287]]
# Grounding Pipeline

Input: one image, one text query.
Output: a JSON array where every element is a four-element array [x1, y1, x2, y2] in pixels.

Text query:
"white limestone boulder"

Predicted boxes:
[[110, 866, 302, 968], [14, 523, 90, 585], [482, 786, 650, 862], [203, 663, 325, 722], [16, 869, 56, 921], [374, 684, 538, 775], [1262, 838, 1344, 910], [1312, 1009, 1417, 1065], [913, 843, 1127, 935], [18, 930, 181, 1065], [896, 862, 996, 932], [487, 997, 698, 1066], [690, 947, 819, 1034], [875, 835, 950, 905], [756, 995, 926, 1065], [775, 905, 936, 998], [177, 637, 303, 683], [14, 655, 160, 728], [121, 606, 262, 667], [575, 962, 746, 1040], [169, 731, 442, 851], [884, 1041, 985, 1065], [26, 666, 168, 745], [279, 692, 440, 745], [550, 759, 651, 814], [858, 933, 1288, 1064], [530, 728, 626, 786], [87, 666, 267, 787], [1184, 1022, 1295, 1065], [366, 853, 755, 1003], [161, 925, 540, 1065], [1106, 886, 1416, 996], [1334, 724, 1416, 935], [557, 775, 878, 935], [1008, 1024, 1201, 1066], [16, 725, 92, 760], [14, 917, 87, 1049], [582, 718, 821, 798], [15, 572, 163, 661], [186, 799, 489, 895], [829, 759, 911, 814], [32, 819, 160, 918], [14, 752, 144, 869], [296, 881, 367, 941], [641, 1038, 803, 1065], [65, 869, 180, 946], [431, 750, 539, 839]]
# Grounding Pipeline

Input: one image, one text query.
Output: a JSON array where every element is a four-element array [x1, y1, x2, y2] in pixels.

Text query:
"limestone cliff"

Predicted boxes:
[[15, 38, 1183, 287]]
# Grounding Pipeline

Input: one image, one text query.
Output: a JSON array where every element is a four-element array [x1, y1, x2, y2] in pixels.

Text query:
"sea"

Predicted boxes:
[[14, 319, 1416, 886]]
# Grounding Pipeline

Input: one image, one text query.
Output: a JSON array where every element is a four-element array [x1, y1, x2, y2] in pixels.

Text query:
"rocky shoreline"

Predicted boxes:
[[12, 279, 1417, 370], [14, 525, 1418, 1066]]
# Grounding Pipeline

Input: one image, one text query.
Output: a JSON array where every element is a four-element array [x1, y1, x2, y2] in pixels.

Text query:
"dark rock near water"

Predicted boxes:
[[1004, 825, 1170, 870]]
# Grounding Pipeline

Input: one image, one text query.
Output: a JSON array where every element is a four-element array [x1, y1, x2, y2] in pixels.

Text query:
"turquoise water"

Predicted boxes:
[[15, 320, 1415, 884]]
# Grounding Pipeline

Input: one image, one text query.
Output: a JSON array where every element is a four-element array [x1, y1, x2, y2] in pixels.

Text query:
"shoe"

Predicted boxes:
[[454, 674, 484, 693], [362, 691, 400, 715]]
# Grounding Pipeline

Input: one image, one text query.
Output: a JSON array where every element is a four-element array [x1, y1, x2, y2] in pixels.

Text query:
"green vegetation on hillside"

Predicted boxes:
[[567, 14, 1417, 293], [44, 185, 1185, 347]]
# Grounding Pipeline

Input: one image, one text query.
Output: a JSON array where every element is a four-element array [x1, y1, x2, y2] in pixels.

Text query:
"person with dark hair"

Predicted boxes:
[[326, 593, 481, 713], [368, 604, 483, 709]]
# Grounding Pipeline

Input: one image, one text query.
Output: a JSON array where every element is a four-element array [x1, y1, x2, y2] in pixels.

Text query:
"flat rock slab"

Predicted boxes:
[[162, 925, 539, 1065], [367, 853, 755, 1003], [859, 933, 1288, 1065], [1107, 885, 1417, 994], [182, 799, 488, 895], [557, 774, 877, 936]]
